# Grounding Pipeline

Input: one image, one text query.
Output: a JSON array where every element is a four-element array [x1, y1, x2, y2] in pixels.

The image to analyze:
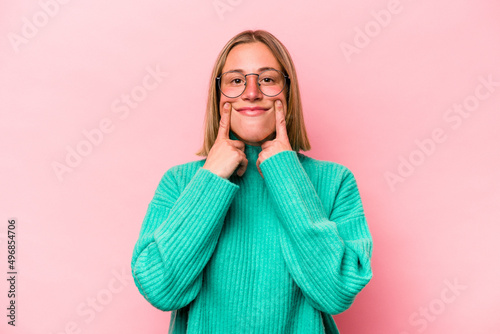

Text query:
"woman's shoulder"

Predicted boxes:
[[149, 158, 207, 200], [297, 151, 353, 178], [161, 158, 206, 182], [297, 152, 361, 201]]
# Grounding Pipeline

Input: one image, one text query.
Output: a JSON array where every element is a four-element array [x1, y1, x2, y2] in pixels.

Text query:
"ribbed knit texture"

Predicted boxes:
[[131, 130, 373, 334]]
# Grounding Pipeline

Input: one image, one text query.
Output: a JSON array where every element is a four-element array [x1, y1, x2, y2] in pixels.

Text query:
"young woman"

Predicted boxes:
[[131, 30, 373, 334]]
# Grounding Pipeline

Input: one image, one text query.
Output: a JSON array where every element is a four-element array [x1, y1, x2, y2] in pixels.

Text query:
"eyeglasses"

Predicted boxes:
[[217, 69, 289, 98]]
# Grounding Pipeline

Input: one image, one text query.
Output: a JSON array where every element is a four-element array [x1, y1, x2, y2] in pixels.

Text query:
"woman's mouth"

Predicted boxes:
[[235, 107, 268, 117]]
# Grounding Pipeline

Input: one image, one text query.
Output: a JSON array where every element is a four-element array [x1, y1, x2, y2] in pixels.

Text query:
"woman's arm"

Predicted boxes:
[[131, 166, 239, 311], [260, 151, 373, 315]]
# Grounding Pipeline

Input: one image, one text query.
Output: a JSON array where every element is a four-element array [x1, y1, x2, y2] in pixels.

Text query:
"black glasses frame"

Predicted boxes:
[[216, 69, 290, 98]]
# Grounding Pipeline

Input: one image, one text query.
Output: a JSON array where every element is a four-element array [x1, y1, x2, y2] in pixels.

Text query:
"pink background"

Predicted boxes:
[[1, 0, 499, 333]]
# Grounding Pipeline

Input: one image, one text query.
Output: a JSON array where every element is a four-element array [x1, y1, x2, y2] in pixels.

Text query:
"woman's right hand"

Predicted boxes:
[[202, 102, 248, 179]]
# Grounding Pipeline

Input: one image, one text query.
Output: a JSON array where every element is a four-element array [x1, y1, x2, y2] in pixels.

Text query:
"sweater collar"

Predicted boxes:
[[229, 130, 262, 166]]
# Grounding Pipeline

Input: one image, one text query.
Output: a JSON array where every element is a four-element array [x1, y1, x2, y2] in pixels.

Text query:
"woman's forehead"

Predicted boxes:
[[222, 42, 281, 73]]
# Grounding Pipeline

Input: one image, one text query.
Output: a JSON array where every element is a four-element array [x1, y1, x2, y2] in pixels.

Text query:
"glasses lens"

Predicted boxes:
[[258, 69, 285, 97], [219, 71, 245, 98]]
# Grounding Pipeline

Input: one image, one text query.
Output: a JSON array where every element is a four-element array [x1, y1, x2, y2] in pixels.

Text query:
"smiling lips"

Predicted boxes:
[[235, 107, 269, 116]]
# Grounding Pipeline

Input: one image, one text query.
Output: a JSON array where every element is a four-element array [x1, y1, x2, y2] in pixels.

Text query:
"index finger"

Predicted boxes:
[[275, 99, 288, 140], [217, 102, 232, 140]]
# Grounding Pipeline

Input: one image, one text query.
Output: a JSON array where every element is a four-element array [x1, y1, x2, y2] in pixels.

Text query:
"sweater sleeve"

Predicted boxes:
[[131, 166, 239, 311], [259, 150, 373, 315]]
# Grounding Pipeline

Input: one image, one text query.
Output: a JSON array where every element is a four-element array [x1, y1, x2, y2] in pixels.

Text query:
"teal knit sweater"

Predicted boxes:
[[131, 130, 373, 333]]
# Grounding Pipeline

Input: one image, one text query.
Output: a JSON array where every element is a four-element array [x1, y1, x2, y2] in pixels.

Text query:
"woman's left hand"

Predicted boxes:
[[256, 99, 293, 178]]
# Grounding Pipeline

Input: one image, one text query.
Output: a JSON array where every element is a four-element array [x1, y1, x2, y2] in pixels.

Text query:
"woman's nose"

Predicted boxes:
[[241, 76, 262, 100]]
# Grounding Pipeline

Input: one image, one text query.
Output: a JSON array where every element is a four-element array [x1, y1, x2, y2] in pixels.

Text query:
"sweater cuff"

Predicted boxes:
[[259, 150, 325, 223], [259, 150, 302, 186], [153, 166, 239, 242]]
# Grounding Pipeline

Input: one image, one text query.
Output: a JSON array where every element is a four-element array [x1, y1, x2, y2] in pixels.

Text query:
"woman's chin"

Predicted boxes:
[[236, 131, 274, 145]]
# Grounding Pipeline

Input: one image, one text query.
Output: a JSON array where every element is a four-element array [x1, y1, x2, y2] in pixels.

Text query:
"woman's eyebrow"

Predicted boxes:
[[226, 67, 277, 73]]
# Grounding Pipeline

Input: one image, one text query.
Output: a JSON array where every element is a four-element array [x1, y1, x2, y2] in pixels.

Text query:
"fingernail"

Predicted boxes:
[[224, 102, 230, 109], [276, 100, 282, 107]]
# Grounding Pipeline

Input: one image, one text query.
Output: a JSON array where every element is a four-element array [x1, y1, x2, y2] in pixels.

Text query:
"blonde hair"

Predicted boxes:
[[195, 29, 311, 156]]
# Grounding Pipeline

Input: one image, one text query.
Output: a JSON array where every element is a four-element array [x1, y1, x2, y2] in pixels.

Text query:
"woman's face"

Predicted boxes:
[[219, 42, 287, 146]]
